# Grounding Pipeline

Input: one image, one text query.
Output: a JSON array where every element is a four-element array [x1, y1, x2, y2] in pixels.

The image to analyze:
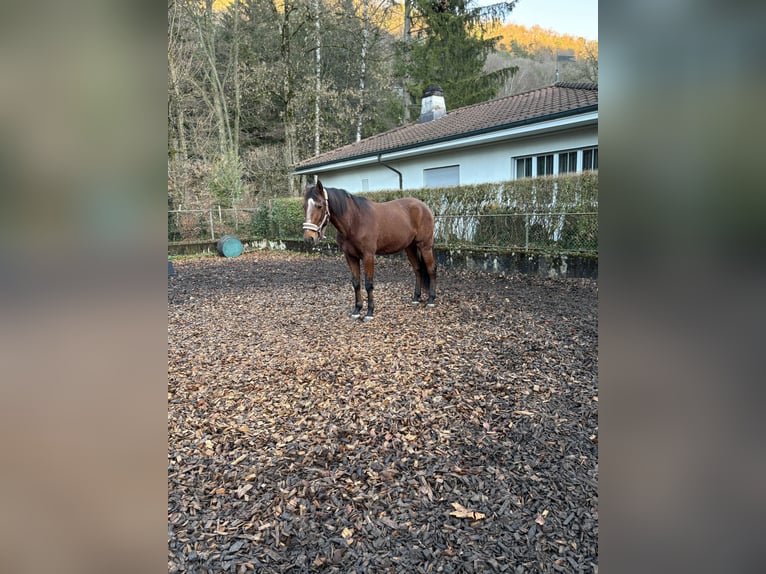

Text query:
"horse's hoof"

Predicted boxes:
[[363, 315, 374, 322], [426, 303, 435, 308], [350, 313, 360, 319], [411, 300, 420, 305]]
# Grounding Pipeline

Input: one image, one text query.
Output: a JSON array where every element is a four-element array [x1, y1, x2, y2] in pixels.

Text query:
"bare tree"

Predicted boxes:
[[355, 0, 370, 142], [314, 0, 321, 155]]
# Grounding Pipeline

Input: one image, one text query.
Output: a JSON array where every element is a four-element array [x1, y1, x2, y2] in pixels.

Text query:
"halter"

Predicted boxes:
[[302, 186, 331, 239]]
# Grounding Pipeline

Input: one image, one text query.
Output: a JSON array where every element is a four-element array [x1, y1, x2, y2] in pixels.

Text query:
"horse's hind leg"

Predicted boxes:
[[362, 254, 375, 321], [404, 245, 422, 304], [344, 254, 364, 318], [419, 245, 437, 307]]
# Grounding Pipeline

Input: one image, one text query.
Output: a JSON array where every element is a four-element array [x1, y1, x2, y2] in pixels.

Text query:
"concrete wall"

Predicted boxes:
[[169, 239, 597, 279]]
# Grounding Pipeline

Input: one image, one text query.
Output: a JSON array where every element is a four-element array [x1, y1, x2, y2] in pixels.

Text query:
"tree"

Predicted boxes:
[[168, 0, 404, 202], [167, 0, 245, 206], [398, 0, 518, 112], [317, 0, 402, 146]]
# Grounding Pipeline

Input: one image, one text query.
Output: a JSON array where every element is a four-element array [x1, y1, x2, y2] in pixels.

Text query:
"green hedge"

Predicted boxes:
[[250, 197, 306, 239], [248, 172, 598, 254]]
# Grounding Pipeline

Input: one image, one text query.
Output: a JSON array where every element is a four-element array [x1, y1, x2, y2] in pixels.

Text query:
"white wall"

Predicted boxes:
[[311, 125, 597, 193]]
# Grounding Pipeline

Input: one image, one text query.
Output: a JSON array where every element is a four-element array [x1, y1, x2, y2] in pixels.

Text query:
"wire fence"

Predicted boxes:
[[169, 206, 598, 255], [168, 207, 258, 242]]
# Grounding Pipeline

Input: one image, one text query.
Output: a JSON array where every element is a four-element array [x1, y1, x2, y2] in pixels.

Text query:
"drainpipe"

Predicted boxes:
[[377, 154, 402, 190]]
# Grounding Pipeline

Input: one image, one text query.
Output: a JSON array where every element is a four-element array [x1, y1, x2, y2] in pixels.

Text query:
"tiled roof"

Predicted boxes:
[[294, 82, 598, 170]]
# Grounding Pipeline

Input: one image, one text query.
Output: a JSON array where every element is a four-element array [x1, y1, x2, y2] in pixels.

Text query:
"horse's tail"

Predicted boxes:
[[417, 248, 431, 292]]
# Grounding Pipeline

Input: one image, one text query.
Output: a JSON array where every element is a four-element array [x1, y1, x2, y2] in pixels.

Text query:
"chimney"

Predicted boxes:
[[418, 85, 446, 123]]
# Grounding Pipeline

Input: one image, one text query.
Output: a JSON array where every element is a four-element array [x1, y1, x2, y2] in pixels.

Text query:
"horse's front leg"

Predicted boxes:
[[362, 254, 375, 321], [345, 254, 364, 318]]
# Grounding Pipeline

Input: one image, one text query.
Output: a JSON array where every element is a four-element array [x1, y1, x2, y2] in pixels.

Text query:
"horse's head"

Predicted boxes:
[[303, 179, 330, 246]]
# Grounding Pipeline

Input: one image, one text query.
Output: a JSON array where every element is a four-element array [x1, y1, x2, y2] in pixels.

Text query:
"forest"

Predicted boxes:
[[167, 0, 598, 208]]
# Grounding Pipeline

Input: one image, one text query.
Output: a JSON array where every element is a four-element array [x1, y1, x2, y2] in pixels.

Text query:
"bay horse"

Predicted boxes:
[[303, 180, 436, 321]]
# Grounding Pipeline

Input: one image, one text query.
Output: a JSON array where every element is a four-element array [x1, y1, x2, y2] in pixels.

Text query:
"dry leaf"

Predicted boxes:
[[236, 484, 253, 498], [232, 453, 247, 465], [449, 502, 486, 521]]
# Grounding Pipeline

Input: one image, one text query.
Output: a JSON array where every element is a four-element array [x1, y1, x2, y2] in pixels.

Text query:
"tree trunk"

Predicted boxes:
[[168, 53, 188, 160], [313, 0, 321, 156], [355, 0, 369, 142], [167, 1, 187, 161], [402, 0, 412, 123], [232, 0, 241, 160], [189, 0, 233, 156], [280, 2, 297, 195]]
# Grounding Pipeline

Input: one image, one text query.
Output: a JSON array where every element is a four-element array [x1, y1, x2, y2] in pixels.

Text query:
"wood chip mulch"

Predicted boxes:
[[168, 251, 598, 573]]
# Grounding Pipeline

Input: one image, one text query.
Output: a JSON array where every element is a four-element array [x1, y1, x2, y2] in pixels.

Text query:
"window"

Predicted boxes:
[[361, 178, 369, 192], [424, 165, 459, 187], [559, 151, 577, 173], [516, 157, 533, 178], [515, 155, 551, 178], [536, 154, 554, 176], [515, 146, 597, 178], [583, 147, 598, 171]]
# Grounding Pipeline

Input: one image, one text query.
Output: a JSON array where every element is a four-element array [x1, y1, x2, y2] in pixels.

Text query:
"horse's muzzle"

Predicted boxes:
[[303, 231, 318, 246]]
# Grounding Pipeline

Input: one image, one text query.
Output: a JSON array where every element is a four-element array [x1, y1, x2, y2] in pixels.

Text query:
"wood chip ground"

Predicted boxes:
[[168, 251, 598, 573]]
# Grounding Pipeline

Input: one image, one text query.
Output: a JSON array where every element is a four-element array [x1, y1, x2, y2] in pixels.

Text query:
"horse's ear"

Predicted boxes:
[[316, 179, 323, 192]]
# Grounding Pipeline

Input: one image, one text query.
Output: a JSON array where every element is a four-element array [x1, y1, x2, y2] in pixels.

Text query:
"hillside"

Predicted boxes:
[[495, 22, 598, 60], [486, 21, 598, 96]]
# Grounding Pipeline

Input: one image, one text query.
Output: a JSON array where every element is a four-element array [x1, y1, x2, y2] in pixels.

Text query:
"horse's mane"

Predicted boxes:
[[319, 186, 370, 218]]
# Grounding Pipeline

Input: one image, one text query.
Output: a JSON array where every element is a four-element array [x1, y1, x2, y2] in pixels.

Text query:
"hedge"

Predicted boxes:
[[247, 172, 598, 254]]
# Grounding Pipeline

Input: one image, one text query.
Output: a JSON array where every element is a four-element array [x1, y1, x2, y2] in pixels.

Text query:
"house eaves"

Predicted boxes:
[[293, 106, 597, 175], [292, 82, 599, 176], [389, 108, 596, 159], [293, 106, 598, 175]]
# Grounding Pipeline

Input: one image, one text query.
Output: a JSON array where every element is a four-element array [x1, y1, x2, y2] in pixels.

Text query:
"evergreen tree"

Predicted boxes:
[[400, 0, 517, 112]]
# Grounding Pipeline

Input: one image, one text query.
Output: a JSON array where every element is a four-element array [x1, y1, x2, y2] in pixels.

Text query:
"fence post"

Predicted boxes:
[[209, 209, 215, 240], [269, 199, 275, 238], [525, 213, 529, 251]]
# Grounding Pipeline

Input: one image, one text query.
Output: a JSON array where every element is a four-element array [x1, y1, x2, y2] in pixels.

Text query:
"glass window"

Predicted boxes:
[[536, 154, 554, 176], [424, 165, 459, 187], [516, 157, 533, 178], [558, 151, 577, 173], [583, 147, 598, 171]]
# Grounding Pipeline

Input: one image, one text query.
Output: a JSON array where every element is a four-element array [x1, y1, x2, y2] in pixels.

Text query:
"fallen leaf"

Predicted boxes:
[[236, 484, 253, 498], [449, 502, 486, 520], [232, 453, 247, 465]]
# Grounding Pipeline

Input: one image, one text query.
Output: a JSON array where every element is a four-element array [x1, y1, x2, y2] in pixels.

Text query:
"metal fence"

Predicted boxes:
[[168, 207, 257, 242], [168, 207, 597, 255]]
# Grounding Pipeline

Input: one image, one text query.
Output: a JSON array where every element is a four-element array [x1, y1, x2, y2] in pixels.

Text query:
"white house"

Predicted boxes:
[[292, 82, 598, 192]]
